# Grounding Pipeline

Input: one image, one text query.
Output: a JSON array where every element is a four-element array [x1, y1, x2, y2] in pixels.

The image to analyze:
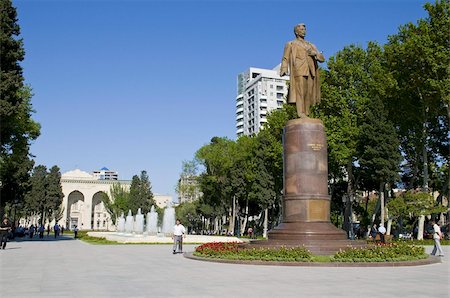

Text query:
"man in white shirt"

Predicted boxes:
[[431, 220, 444, 257], [173, 219, 186, 254], [378, 224, 387, 243]]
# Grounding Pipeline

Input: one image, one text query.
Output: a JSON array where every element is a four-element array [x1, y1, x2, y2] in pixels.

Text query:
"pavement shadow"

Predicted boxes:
[[12, 235, 75, 242]]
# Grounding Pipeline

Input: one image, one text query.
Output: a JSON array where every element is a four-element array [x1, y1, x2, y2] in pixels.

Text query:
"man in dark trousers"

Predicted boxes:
[[0, 218, 12, 249], [172, 219, 186, 254]]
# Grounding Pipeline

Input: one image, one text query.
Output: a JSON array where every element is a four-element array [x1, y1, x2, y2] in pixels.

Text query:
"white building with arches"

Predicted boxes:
[[60, 169, 131, 231], [57, 169, 173, 231]]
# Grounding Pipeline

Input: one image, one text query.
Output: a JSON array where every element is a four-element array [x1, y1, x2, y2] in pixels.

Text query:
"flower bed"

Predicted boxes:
[[333, 242, 428, 262], [193, 242, 429, 263], [194, 242, 312, 262]]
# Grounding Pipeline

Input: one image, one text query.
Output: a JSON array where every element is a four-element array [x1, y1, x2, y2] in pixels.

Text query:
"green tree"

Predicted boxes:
[[358, 95, 402, 226], [46, 166, 64, 222], [175, 201, 200, 232], [0, 0, 40, 217], [128, 170, 155, 214], [102, 183, 130, 223], [384, 0, 449, 191], [313, 42, 399, 232], [24, 165, 47, 224], [196, 137, 238, 233], [23, 165, 64, 225]]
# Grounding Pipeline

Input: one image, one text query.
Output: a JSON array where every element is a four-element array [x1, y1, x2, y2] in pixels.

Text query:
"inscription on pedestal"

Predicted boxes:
[[307, 143, 324, 151]]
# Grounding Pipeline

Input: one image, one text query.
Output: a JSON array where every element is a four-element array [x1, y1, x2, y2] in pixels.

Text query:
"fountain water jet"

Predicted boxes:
[[125, 210, 134, 234], [134, 208, 144, 234], [117, 212, 125, 233], [146, 206, 158, 235], [161, 202, 175, 235]]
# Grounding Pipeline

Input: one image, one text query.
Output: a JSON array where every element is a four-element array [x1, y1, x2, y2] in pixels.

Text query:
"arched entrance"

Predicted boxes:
[[92, 192, 106, 230], [67, 191, 84, 230]]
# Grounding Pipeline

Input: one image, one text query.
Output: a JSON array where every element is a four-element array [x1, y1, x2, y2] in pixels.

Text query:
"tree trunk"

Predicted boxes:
[[344, 161, 353, 234], [386, 218, 392, 236], [229, 196, 236, 235], [379, 182, 385, 227], [263, 207, 269, 238], [240, 200, 249, 236], [417, 215, 425, 240], [419, 93, 429, 191]]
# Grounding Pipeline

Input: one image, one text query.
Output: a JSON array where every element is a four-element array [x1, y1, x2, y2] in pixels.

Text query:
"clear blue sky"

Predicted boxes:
[[15, 0, 429, 198]]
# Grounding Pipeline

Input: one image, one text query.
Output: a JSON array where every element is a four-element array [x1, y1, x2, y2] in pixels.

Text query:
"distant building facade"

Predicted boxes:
[[236, 65, 288, 137], [58, 169, 130, 231], [92, 167, 118, 180], [154, 194, 173, 209], [177, 175, 202, 204], [38, 169, 174, 231]]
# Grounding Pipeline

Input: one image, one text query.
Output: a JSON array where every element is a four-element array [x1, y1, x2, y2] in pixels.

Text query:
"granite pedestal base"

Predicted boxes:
[[249, 118, 365, 255]]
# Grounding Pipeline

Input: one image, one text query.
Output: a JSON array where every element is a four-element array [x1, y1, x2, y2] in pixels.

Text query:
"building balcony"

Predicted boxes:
[[260, 101, 268, 107], [236, 114, 244, 121], [236, 107, 244, 113], [236, 100, 244, 107], [236, 121, 244, 127], [236, 128, 244, 134]]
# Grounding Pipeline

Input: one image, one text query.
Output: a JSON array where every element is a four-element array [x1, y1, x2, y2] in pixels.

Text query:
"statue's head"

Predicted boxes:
[[294, 23, 306, 38]]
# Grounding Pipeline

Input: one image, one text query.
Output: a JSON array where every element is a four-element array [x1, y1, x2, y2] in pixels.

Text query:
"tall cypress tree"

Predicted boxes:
[[128, 171, 154, 214], [24, 165, 48, 223], [46, 166, 64, 222], [0, 0, 40, 217]]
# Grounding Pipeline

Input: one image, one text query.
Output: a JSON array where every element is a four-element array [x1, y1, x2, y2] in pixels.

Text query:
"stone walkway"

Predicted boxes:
[[0, 237, 448, 297]]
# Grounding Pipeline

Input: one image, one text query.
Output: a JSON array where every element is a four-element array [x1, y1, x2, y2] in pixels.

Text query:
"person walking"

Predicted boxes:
[[370, 224, 378, 240], [73, 225, 78, 239], [430, 220, 444, 257], [172, 219, 186, 254], [38, 224, 45, 239], [378, 224, 387, 244], [0, 218, 12, 250], [29, 224, 35, 239], [47, 224, 50, 237], [54, 223, 60, 238]]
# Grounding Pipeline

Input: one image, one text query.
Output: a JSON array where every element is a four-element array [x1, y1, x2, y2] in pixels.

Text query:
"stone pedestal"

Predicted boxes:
[[250, 118, 365, 255]]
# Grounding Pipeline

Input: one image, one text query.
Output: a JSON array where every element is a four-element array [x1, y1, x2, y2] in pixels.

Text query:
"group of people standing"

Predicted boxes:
[[0, 217, 73, 250], [370, 223, 387, 243], [22, 223, 64, 239]]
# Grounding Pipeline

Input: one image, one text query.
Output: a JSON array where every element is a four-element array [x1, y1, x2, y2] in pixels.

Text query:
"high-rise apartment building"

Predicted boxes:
[[236, 65, 289, 137]]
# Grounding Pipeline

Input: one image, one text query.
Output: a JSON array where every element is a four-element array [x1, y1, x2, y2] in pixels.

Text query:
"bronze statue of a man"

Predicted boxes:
[[280, 23, 325, 118]]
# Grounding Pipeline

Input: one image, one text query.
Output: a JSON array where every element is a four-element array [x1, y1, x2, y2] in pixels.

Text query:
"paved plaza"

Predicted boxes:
[[0, 237, 449, 298]]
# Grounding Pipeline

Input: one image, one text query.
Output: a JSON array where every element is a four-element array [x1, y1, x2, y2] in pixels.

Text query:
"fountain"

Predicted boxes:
[[161, 201, 175, 235], [125, 210, 134, 234], [134, 208, 144, 234], [117, 212, 125, 233], [146, 206, 158, 235]]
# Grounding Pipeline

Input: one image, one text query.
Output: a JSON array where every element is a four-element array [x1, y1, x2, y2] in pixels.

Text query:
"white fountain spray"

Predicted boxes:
[[117, 212, 125, 233], [161, 201, 175, 235], [134, 208, 144, 234], [125, 210, 134, 234], [146, 205, 158, 235]]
